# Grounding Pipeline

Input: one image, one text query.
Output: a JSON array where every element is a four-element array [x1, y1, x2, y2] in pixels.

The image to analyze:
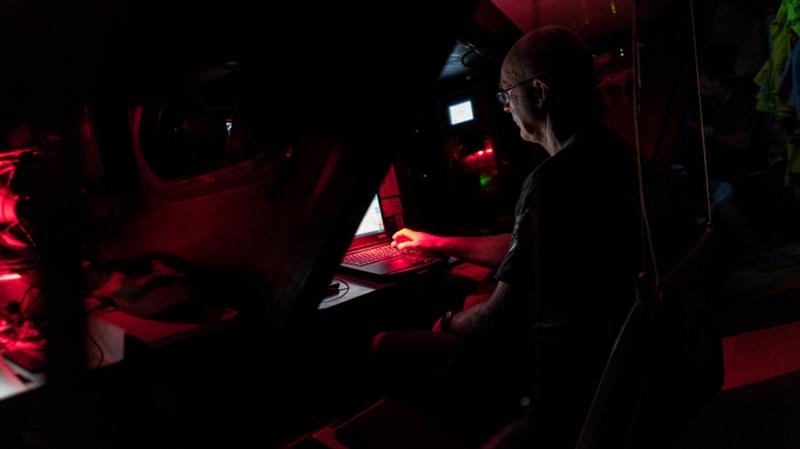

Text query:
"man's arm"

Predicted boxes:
[[443, 281, 516, 341], [391, 228, 510, 268]]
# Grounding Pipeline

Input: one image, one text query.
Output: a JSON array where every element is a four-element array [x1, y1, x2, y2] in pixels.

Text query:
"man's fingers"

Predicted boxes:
[[392, 228, 412, 241]]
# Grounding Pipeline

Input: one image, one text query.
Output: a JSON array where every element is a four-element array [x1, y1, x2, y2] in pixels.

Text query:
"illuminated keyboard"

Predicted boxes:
[[343, 245, 405, 266]]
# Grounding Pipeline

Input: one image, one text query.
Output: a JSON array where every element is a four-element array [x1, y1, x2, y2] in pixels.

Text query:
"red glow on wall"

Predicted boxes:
[[722, 321, 800, 389]]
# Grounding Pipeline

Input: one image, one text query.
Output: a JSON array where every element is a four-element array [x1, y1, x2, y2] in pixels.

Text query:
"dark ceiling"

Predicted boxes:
[[439, 0, 674, 80]]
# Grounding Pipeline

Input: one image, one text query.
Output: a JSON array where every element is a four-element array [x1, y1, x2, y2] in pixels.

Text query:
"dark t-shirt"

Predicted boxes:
[[495, 124, 640, 443]]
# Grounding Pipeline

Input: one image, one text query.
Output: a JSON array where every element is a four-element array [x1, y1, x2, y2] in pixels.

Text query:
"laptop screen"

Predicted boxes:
[[354, 194, 384, 237]]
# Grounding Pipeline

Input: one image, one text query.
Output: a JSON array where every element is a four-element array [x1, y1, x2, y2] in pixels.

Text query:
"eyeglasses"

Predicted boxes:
[[496, 74, 545, 106]]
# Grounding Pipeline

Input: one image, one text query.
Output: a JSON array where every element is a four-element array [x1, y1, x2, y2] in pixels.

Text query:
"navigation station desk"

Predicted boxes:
[[316, 261, 494, 345]]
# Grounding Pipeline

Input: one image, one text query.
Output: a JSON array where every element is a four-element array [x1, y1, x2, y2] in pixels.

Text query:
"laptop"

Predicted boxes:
[[340, 194, 446, 278]]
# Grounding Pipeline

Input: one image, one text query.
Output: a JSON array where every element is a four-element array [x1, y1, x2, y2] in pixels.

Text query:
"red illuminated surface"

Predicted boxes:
[[0, 273, 21, 282], [95, 307, 238, 345], [463, 144, 496, 166], [0, 187, 18, 225], [491, 0, 668, 36], [722, 321, 800, 390]]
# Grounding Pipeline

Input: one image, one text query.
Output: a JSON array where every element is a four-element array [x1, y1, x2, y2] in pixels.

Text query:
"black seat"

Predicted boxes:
[[574, 226, 723, 449], [481, 227, 722, 449]]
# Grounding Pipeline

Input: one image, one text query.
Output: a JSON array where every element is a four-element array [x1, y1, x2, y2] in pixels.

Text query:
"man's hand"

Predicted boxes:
[[393, 229, 510, 268], [391, 228, 443, 253]]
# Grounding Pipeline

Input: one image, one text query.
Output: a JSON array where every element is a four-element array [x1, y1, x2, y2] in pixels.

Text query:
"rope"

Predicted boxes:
[[689, 0, 714, 227], [631, 0, 661, 289]]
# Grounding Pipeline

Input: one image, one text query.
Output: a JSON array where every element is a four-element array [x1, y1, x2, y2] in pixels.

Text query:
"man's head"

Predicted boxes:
[[499, 26, 596, 145]]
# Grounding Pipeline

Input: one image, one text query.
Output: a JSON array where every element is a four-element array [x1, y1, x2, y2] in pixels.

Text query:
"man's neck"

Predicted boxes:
[[540, 118, 582, 157]]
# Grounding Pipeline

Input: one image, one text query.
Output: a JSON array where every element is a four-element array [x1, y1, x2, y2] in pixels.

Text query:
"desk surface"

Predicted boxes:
[[0, 352, 44, 400], [318, 273, 389, 310], [319, 262, 493, 311], [1, 303, 238, 401], [93, 305, 238, 347]]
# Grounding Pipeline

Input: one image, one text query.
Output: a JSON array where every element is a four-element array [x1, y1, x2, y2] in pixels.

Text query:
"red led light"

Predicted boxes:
[[486, 148, 493, 153], [478, 150, 484, 156]]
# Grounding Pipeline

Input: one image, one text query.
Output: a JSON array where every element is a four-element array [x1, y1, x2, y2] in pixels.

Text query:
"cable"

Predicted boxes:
[[689, 0, 714, 227], [325, 277, 351, 302], [17, 284, 39, 322], [87, 333, 105, 369], [631, 0, 661, 290]]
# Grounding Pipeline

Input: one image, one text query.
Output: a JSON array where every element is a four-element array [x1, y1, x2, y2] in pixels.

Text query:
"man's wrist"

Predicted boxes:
[[430, 235, 447, 254]]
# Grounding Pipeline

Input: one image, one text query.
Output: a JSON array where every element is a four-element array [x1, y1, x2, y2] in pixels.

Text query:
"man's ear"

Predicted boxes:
[[531, 79, 549, 109]]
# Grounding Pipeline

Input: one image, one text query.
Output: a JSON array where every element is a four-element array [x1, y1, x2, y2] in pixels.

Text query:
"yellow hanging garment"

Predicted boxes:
[[755, 2, 797, 118]]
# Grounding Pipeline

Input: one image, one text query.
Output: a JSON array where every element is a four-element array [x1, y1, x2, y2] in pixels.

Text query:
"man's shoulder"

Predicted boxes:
[[547, 125, 633, 173], [578, 125, 636, 170], [581, 125, 633, 153], [518, 125, 634, 196], [521, 153, 555, 187]]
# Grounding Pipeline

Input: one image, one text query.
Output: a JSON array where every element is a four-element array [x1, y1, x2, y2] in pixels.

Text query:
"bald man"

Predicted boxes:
[[392, 26, 639, 445]]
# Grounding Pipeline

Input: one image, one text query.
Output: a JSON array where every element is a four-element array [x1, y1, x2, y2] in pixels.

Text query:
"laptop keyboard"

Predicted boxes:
[[343, 245, 405, 266]]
